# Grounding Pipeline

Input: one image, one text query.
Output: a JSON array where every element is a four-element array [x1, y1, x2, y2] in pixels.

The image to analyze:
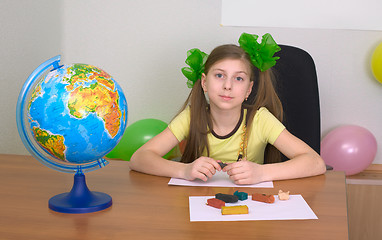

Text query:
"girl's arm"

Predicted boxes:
[[261, 129, 326, 181], [225, 129, 326, 184], [129, 128, 221, 181]]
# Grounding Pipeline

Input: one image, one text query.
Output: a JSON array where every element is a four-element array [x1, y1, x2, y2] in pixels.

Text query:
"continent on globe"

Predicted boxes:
[[64, 64, 123, 138], [32, 126, 66, 161]]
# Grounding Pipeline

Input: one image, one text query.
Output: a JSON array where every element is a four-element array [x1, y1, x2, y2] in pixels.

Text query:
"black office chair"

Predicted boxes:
[[274, 45, 321, 157], [250, 44, 332, 169]]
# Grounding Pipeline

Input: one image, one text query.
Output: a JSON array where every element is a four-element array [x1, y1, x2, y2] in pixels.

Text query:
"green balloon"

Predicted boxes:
[[106, 118, 172, 161]]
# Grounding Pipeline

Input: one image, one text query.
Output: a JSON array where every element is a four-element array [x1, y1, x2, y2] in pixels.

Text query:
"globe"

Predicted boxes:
[[16, 55, 128, 213]]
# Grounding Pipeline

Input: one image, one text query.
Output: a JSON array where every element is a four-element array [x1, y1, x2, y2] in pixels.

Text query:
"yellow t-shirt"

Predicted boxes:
[[168, 107, 285, 164]]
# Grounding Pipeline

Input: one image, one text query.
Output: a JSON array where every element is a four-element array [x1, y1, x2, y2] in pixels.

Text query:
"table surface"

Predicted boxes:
[[0, 154, 348, 240]]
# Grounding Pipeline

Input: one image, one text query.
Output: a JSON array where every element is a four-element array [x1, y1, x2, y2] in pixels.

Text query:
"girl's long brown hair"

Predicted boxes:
[[179, 44, 283, 164]]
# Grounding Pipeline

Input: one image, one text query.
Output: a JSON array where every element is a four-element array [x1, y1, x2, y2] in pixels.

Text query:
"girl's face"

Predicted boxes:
[[201, 58, 253, 112]]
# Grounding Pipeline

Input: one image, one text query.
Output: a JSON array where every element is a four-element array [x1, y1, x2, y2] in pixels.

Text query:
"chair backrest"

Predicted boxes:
[[274, 45, 321, 158], [248, 45, 321, 161]]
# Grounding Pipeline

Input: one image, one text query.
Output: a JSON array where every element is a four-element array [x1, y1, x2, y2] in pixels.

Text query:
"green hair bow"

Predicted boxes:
[[238, 33, 281, 72], [181, 48, 209, 88], [181, 33, 280, 88]]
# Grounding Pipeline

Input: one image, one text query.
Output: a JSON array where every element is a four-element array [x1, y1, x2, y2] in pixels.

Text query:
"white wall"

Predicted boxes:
[[0, 0, 62, 155], [1, 0, 382, 164]]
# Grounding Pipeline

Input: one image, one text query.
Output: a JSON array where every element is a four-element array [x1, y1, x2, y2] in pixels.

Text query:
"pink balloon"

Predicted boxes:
[[321, 125, 377, 176]]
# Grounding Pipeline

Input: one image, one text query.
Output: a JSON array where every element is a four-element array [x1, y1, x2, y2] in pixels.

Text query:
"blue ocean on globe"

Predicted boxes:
[[27, 63, 128, 164]]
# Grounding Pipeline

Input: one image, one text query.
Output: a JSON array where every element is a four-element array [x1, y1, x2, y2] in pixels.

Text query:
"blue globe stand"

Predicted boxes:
[[49, 171, 112, 214]]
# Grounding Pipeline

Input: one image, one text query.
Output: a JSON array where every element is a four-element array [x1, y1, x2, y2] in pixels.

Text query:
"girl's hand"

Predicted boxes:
[[224, 158, 264, 185], [184, 157, 221, 182]]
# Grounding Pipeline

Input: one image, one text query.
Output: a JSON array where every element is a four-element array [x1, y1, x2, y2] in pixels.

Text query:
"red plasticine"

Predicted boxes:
[[252, 193, 275, 203], [207, 198, 225, 209]]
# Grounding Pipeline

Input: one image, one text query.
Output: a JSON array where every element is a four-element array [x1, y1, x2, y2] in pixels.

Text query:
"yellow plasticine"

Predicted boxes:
[[221, 205, 249, 215]]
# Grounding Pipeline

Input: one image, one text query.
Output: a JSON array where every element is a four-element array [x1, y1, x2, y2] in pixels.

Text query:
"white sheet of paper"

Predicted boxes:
[[189, 195, 318, 222], [168, 171, 273, 188]]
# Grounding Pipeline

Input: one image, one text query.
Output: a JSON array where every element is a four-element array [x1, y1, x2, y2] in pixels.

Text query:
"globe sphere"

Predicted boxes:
[[17, 56, 128, 173]]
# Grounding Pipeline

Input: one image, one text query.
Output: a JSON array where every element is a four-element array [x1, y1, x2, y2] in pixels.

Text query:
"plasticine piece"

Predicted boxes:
[[221, 205, 249, 215], [234, 190, 248, 201], [278, 190, 290, 200], [207, 198, 225, 209], [218, 162, 227, 169], [252, 193, 275, 203], [215, 193, 239, 203]]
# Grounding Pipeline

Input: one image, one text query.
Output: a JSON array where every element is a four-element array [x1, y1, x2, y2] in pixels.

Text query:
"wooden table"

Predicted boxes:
[[0, 154, 348, 240]]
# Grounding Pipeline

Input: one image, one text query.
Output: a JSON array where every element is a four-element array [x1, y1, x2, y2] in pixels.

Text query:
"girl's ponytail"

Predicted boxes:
[[180, 79, 211, 163], [245, 69, 284, 164]]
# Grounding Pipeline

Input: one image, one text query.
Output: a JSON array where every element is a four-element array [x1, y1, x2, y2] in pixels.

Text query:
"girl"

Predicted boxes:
[[129, 33, 326, 185]]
